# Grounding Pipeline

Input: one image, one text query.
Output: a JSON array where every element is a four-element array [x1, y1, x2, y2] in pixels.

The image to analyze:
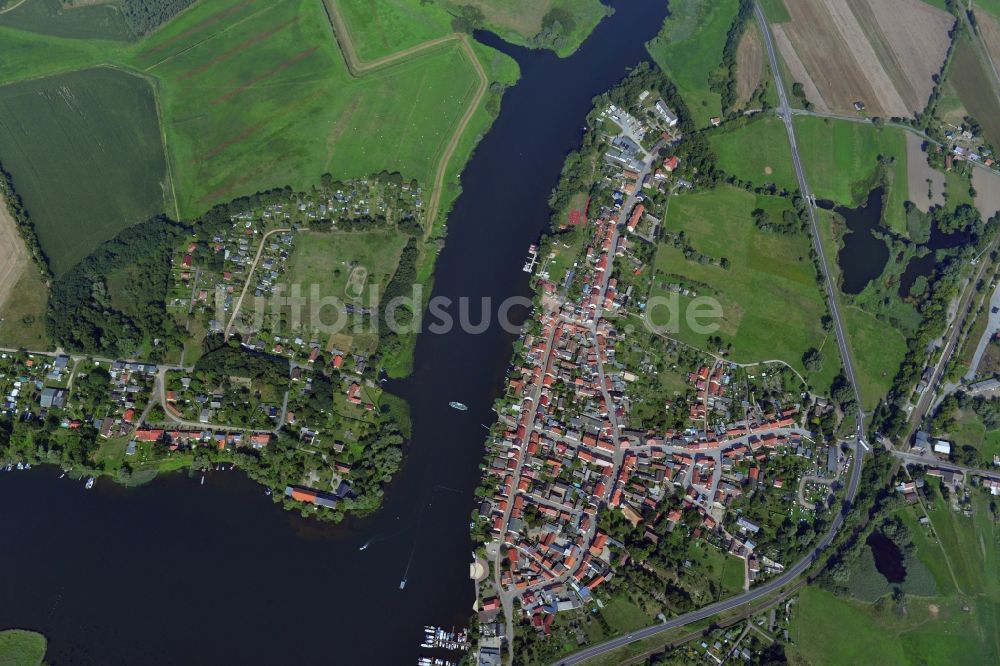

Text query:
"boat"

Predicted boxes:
[[358, 543, 369, 552], [448, 401, 467, 411], [85, 477, 95, 490], [200, 475, 205, 485], [399, 578, 407, 590]]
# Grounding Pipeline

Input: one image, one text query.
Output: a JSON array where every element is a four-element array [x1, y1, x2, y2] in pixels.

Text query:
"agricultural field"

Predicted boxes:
[[734, 22, 765, 107], [974, 4, 1000, 77], [646, 0, 740, 127], [708, 116, 796, 191], [905, 131, 945, 212], [973, 167, 1000, 220], [0, 0, 134, 41], [946, 35, 1000, 150], [648, 186, 840, 392], [769, 0, 953, 117], [794, 116, 908, 233], [0, 66, 171, 275]]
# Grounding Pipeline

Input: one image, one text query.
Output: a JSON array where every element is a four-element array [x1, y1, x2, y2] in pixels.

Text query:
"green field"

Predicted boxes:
[[0, 0, 508, 275], [795, 116, 908, 234], [648, 186, 840, 392], [0, 0, 134, 41], [336, 0, 452, 60], [284, 229, 408, 308], [709, 116, 797, 191], [946, 409, 1000, 461], [0, 630, 46, 666], [646, 0, 740, 127], [841, 305, 907, 411], [0, 66, 170, 275], [458, 0, 609, 57]]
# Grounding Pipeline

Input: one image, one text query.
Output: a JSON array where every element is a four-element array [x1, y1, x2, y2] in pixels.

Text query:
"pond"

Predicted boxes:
[[822, 186, 890, 295], [866, 530, 907, 584]]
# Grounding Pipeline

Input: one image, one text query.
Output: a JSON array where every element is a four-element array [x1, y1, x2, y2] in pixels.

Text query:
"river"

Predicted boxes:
[[0, 2, 670, 663]]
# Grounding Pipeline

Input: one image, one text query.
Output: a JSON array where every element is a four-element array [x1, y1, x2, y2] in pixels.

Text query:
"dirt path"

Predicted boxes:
[[0, 194, 29, 314], [320, 0, 488, 235], [224, 226, 292, 338]]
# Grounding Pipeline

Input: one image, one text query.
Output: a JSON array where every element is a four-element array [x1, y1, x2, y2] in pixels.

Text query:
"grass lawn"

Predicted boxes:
[[646, 0, 740, 127], [0, 66, 171, 275], [335, 0, 452, 60], [0, 630, 46, 666], [759, 0, 791, 22], [841, 305, 907, 412], [284, 229, 409, 308], [709, 116, 797, 191], [0, 264, 49, 348], [945, 409, 1000, 461], [648, 186, 839, 393], [794, 116, 908, 234]]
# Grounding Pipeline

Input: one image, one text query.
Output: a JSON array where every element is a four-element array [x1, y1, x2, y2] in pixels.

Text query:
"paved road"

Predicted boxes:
[[553, 8, 872, 663], [892, 449, 1000, 481]]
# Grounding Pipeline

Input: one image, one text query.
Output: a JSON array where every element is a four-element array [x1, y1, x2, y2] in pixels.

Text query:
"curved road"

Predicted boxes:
[[555, 4, 869, 663]]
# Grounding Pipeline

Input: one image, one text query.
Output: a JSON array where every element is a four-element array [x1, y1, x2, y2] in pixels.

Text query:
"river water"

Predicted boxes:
[[0, 2, 669, 663]]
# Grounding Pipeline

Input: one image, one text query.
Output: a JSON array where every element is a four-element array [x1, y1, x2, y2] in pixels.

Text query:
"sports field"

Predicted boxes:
[[0, 66, 170, 275], [709, 116, 796, 191], [648, 186, 840, 392], [794, 116, 908, 234], [646, 0, 740, 127]]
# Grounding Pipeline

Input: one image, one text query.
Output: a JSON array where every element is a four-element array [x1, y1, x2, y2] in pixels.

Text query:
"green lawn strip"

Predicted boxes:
[[646, 0, 739, 128]]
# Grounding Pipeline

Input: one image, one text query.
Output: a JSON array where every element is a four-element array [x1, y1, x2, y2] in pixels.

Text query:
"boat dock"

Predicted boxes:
[[523, 244, 538, 273]]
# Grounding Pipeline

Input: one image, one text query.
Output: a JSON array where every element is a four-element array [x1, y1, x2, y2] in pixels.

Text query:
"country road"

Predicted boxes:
[[552, 4, 870, 663]]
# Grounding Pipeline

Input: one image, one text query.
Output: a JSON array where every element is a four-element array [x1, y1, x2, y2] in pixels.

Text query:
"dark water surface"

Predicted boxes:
[[866, 531, 907, 584], [0, 2, 669, 663], [823, 186, 890, 295]]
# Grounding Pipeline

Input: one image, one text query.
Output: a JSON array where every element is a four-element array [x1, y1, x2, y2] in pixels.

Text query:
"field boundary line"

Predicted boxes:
[[319, 0, 489, 236]]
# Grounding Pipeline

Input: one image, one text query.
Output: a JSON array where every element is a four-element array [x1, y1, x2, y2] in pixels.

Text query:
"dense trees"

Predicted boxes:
[[0, 161, 50, 280], [120, 0, 195, 36]]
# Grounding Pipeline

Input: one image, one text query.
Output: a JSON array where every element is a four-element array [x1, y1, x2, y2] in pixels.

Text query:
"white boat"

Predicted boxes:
[[448, 401, 467, 411], [399, 578, 407, 590], [85, 477, 95, 490]]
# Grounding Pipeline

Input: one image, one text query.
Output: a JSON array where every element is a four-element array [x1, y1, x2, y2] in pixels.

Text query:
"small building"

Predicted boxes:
[[933, 440, 951, 455]]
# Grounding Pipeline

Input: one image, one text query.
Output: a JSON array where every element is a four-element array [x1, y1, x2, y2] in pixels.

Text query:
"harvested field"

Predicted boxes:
[[905, 132, 945, 212], [735, 23, 765, 107], [973, 167, 1000, 221], [773, 0, 952, 117], [772, 24, 829, 112], [0, 194, 27, 312], [974, 9, 1000, 90]]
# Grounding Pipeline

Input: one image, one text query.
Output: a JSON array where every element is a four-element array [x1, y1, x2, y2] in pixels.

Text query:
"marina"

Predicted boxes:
[[523, 243, 539, 273]]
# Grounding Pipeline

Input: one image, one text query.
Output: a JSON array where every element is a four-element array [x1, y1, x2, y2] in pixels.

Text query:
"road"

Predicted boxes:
[[224, 226, 292, 339], [755, 1, 864, 439], [892, 448, 1000, 481], [553, 4, 870, 662]]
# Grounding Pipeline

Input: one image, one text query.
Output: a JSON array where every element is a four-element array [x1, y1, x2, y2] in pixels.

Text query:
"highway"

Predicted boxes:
[[552, 6, 870, 663]]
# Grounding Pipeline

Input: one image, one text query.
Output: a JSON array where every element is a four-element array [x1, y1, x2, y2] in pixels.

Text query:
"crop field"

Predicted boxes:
[[648, 187, 839, 392], [794, 116, 908, 233], [708, 116, 796, 191], [948, 36, 1000, 150], [735, 23, 764, 107], [0, 0, 133, 41], [646, 0, 740, 127], [0, 193, 28, 314], [0, 66, 171, 275], [973, 167, 1000, 221], [905, 131, 945, 212], [975, 7, 1000, 76], [771, 0, 953, 117]]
